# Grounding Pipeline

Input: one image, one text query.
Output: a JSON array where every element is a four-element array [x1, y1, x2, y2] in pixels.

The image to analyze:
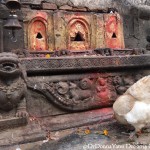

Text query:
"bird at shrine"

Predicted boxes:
[[113, 75, 150, 140]]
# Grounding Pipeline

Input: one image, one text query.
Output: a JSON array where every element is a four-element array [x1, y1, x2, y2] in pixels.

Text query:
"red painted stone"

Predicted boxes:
[[104, 14, 124, 49], [98, 78, 106, 86], [98, 88, 109, 100], [68, 18, 90, 50], [29, 19, 48, 51]]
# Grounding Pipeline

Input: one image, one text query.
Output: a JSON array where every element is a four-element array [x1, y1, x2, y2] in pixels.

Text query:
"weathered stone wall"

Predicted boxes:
[[123, 15, 150, 48], [20, 0, 150, 14], [0, 1, 149, 148], [0, 0, 150, 51]]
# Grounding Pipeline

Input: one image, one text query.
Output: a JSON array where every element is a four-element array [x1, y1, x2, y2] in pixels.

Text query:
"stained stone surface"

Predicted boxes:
[[0, 0, 150, 51], [0, 0, 150, 149], [0, 0, 149, 51], [20, 0, 150, 12], [2, 120, 150, 150]]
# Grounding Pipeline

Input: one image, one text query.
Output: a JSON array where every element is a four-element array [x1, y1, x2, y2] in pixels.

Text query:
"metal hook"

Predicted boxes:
[[10, 29, 17, 42]]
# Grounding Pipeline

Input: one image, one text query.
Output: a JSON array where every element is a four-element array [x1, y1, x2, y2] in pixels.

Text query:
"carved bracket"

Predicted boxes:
[[27, 72, 144, 111]]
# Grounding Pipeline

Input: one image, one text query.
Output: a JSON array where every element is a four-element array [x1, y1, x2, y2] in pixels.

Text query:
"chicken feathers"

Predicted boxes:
[[113, 75, 150, 139]]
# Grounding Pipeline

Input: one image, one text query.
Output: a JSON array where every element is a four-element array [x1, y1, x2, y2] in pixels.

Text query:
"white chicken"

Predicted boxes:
[[113, 75, 150, 139]]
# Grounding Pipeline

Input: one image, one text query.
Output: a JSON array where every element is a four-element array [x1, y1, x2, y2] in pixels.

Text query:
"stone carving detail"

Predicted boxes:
[[113, 74, 143, 95], [17, 48, 147, 58], [28, 73, 144, 111], [28, 74, 120, 111], [79, 78, 92, 90], [0, 53, 28, 117], [28, 17, 48, 51], [38, 79, 94, 109], [56, 82, 69, 95], [68, 18, 90, 50], [21, 54, 150, 73]]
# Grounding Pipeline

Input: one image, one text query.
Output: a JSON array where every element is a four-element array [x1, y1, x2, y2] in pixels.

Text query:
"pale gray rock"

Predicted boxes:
[[20, 0, 150, 19]]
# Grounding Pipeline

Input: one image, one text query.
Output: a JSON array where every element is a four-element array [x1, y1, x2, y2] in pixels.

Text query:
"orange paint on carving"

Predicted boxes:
[[29, 20, 47, 51], [97, 78, 110, 101], [98, 88, 109, 101], [68, 18, 90, 50], [36, 12, 48, 20], [105, 15, 124, 49]]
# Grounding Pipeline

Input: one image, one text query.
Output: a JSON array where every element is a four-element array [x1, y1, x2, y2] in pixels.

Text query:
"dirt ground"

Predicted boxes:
[[2, 119, 150, 150]]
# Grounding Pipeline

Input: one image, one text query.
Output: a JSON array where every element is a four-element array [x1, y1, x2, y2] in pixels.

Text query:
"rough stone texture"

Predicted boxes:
[[22, 0, 150, 49], [0, 0, 150, 50], [38, 121, 150, 150], [3, 120, 150, 150], [41, 108, 113, 131], [0, 122, 46, 147], [42, 3, 57, 10], [0, 108, 113, 147], [0, 0, 150, 149], [20, 0, 150, 15], [23, 11, 124, 51], [21, 0, 43, 5], [0, 117, 27, 130], [70, 0, 113, 10], [59, 5, 73, 10], [72, 7, 87, 11], [27, 89, 66, 117], [123, 15, 150, 48]]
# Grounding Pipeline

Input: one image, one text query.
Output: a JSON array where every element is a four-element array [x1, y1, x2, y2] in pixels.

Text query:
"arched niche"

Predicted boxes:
[[105, 15, 125, 49], [68, 18, 90, 50], [28, 17, 48, 51]]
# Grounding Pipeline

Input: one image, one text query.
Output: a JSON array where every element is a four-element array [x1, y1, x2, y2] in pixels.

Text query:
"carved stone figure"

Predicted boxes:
[[0, 53, 28, 117], [113, 75, 142, 95]]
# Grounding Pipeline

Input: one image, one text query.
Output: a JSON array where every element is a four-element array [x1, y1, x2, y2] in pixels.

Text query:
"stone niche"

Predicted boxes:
[[28, 17, 48, 51], [24, 11, 54, 51], [24, 10, 125, 51], [0, 2, 149, 148]]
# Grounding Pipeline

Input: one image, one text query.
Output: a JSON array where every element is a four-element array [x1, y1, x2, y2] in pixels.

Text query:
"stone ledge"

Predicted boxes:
[[0, 117, 27, 130], [59, 5, 73, 10], [21, 54, 150, 73], [41, 108, 114, 131], [42, 3, 57, 10], [0, 108, 113, 146]]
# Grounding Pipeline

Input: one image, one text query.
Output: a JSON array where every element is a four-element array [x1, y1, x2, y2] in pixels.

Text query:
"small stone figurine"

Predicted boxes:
[[0, 53, 28, 118], [113, 75, 150, 140]]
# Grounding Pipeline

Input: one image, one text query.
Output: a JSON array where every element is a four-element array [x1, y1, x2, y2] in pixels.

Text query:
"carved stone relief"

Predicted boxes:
[[68, 18, 90, 50], [27, 72, 144, 111], [28, 18, 48, 51], [24, 11, 125, 51], [113, 74, 143, 95], [0, 53, 28, 118], [104, 14, 125, 49]]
